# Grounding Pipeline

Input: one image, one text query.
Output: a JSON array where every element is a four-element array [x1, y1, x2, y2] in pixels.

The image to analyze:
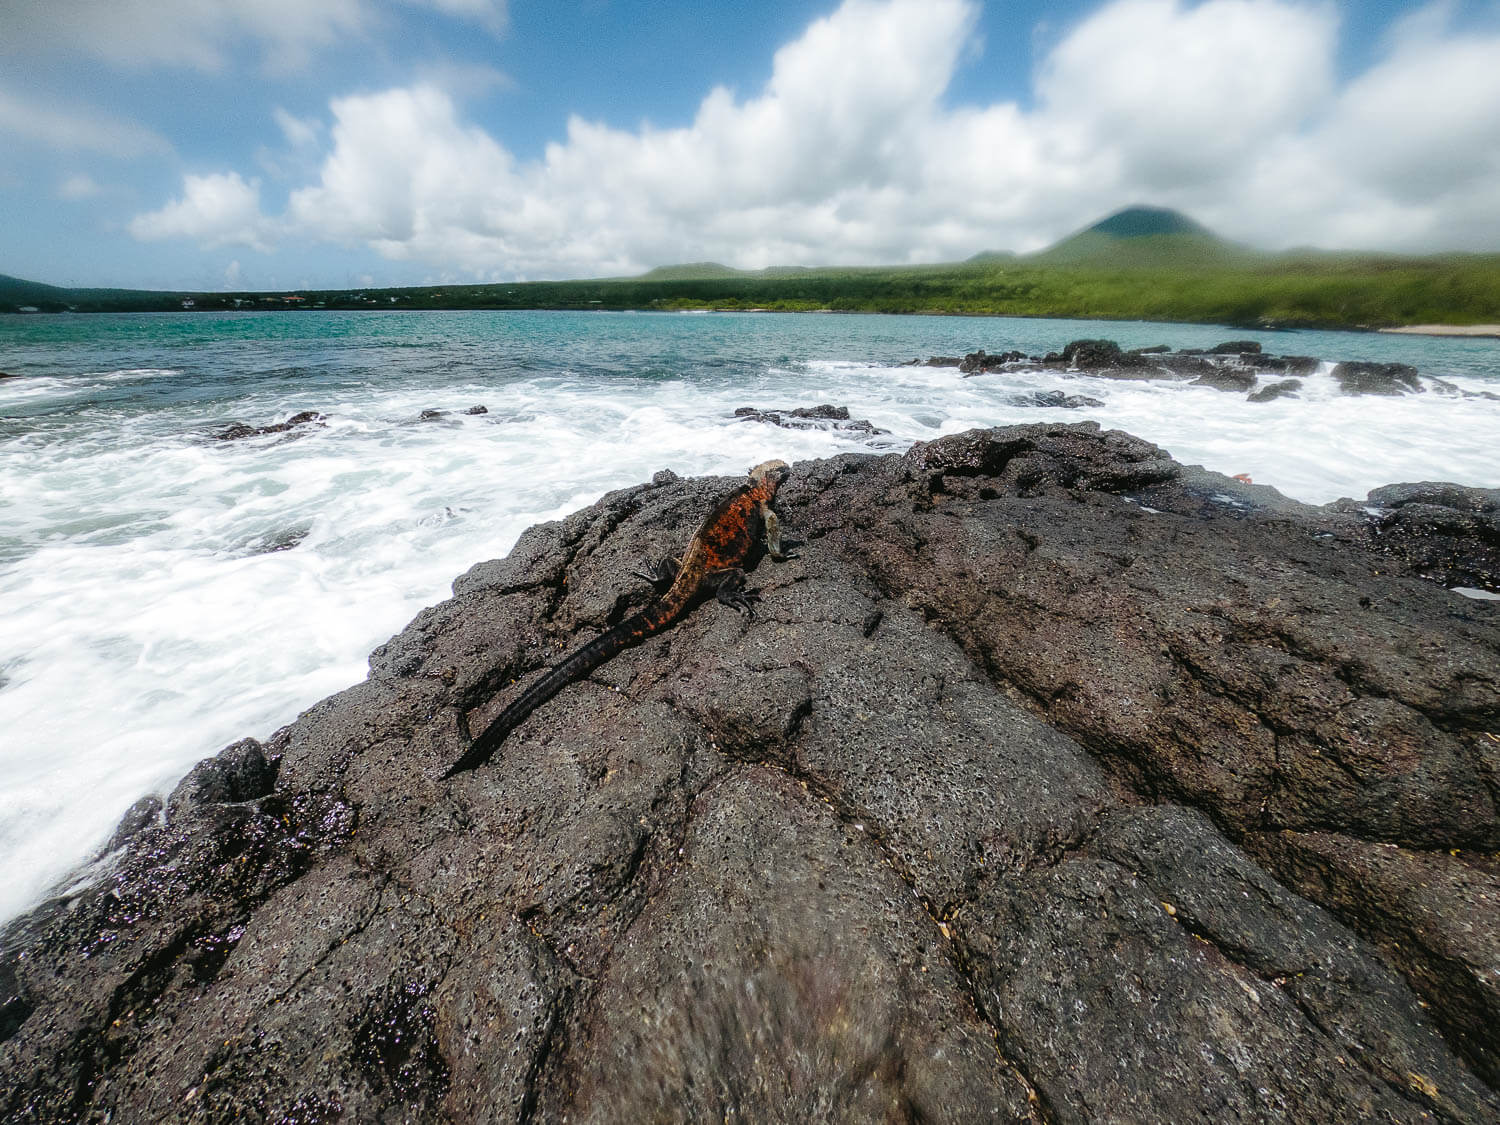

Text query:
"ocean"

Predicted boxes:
[[1, 308, 1497, 924]]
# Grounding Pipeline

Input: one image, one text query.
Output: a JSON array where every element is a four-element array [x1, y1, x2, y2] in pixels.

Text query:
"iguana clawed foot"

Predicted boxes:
[[635, 556, 680, 587], [711, 568, 758, 616]]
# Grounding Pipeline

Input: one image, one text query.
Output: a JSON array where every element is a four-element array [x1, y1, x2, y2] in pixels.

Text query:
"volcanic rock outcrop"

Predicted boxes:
[[734, 403, 888, 435], [924, 337, 1497, 403], [3, 423, 1498, 1123], [213, 411, 326, 441]]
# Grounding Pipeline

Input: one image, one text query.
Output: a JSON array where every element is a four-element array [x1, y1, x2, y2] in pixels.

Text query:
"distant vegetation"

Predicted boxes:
[[5, 208, 1500, 330]]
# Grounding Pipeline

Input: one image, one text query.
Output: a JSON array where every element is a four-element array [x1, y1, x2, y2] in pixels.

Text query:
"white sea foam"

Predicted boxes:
[[821, 358, 1500, 505], [95, 367, 185, 379], [0, 310, 1496, 924]]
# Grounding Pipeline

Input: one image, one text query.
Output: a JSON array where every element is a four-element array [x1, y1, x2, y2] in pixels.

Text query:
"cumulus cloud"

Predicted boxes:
[[1318, 29, 1500, 205], [128, 0, 1500, 273], [1212, 8, 1500, 251], [130, 172, 274, 252], [286, 85, 520, 256], [1037, 0, 1337, 191]]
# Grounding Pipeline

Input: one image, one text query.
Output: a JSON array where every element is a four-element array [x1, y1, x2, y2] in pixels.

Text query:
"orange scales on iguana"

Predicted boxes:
[[443, 459, 793, 777]]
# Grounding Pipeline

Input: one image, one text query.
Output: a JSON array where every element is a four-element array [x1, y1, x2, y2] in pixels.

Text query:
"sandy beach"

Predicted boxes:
[[1379, 324, 1500, 339]]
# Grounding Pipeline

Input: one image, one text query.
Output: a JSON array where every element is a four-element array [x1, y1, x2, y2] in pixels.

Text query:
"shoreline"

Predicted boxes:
[[1378, 324, 1500, 340], [6, 301, 1500, 339]]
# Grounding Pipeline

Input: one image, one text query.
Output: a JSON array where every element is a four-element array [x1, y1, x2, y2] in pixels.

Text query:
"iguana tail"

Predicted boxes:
[[442, 601, 674, 777]]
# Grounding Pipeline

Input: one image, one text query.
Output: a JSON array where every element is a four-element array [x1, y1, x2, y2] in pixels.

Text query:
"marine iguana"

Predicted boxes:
[[443, 459, 793, 777]]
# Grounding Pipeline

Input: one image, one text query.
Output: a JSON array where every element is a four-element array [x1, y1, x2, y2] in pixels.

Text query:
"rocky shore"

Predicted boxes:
[[913, 338, 1500, 402], [3, 422, 1498, 1122]]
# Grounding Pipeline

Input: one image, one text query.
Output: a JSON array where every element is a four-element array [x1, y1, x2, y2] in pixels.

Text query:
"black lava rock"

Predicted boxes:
[[5, 428, 1498, 1121]]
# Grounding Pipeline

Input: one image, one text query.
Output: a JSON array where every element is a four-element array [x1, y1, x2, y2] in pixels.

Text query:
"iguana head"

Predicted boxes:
[[748, 459, 791, 489]]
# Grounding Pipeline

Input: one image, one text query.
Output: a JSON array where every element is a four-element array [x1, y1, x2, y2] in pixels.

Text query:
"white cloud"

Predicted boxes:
[[0, 85, 169, 157], [1, 0, 504, 71], [0, 0, 367, 71], [273, 108, 322, 150], [58, 173, 103, 200], [128, 0, 1500, 274], [286, 85, 520, 255], [129, 172, 274, 252], [279, 0, 981, 274], [411, 59, 514, 99], [403, 0, 506, 34], [1320, 33, 1500, 204], [1212, 10, 1500, 251], [1036, 0, 1338, 191]]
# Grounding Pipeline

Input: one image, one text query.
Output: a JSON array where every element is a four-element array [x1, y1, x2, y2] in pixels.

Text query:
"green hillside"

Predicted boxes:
[[0, 273, 75, 310], [6, 207, 1500, 329], [0, 272, 187, 314]]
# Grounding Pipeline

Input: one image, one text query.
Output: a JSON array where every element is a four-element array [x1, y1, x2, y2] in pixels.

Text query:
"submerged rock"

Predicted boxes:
[[241, 526, 310, 555], [1192, 367, 1257, 392], [3, 423, 1498, 1121], [213, 410, 326, 441], [1248, 378, 1303, 402], [733, 403, 888, 435], [1007, 389, 1105, 409], [1333, 360, 1423, 395]]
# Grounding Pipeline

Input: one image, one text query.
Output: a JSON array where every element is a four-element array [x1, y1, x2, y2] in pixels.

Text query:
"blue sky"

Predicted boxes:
[[2, 0, 1498, 290]]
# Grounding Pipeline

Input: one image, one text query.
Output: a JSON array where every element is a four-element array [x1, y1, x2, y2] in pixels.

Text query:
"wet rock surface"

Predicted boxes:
[[1248, 377, 1302, 402], [1333, 480, 1500, 590], [734, 403, 889, 435], [926, 337, 1481, 400], [213, 411, 326, 441], [1008, 389, 1105, 409], [4, 422, 1498, 1122], [1333, 360, 1423, 396]]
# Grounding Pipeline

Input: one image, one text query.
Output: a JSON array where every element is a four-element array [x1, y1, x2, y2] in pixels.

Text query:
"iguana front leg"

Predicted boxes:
[[762, 505, 799, 561]]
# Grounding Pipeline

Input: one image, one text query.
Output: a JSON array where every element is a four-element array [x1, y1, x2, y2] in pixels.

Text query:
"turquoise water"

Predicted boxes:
[[1, 308, 1497, 924], [5, 308, 1498, 405]]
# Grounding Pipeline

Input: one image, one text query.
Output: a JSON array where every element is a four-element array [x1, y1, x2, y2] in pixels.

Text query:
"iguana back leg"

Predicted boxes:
[[707, 567, 757, 615], [634, 555, 680, 587]]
